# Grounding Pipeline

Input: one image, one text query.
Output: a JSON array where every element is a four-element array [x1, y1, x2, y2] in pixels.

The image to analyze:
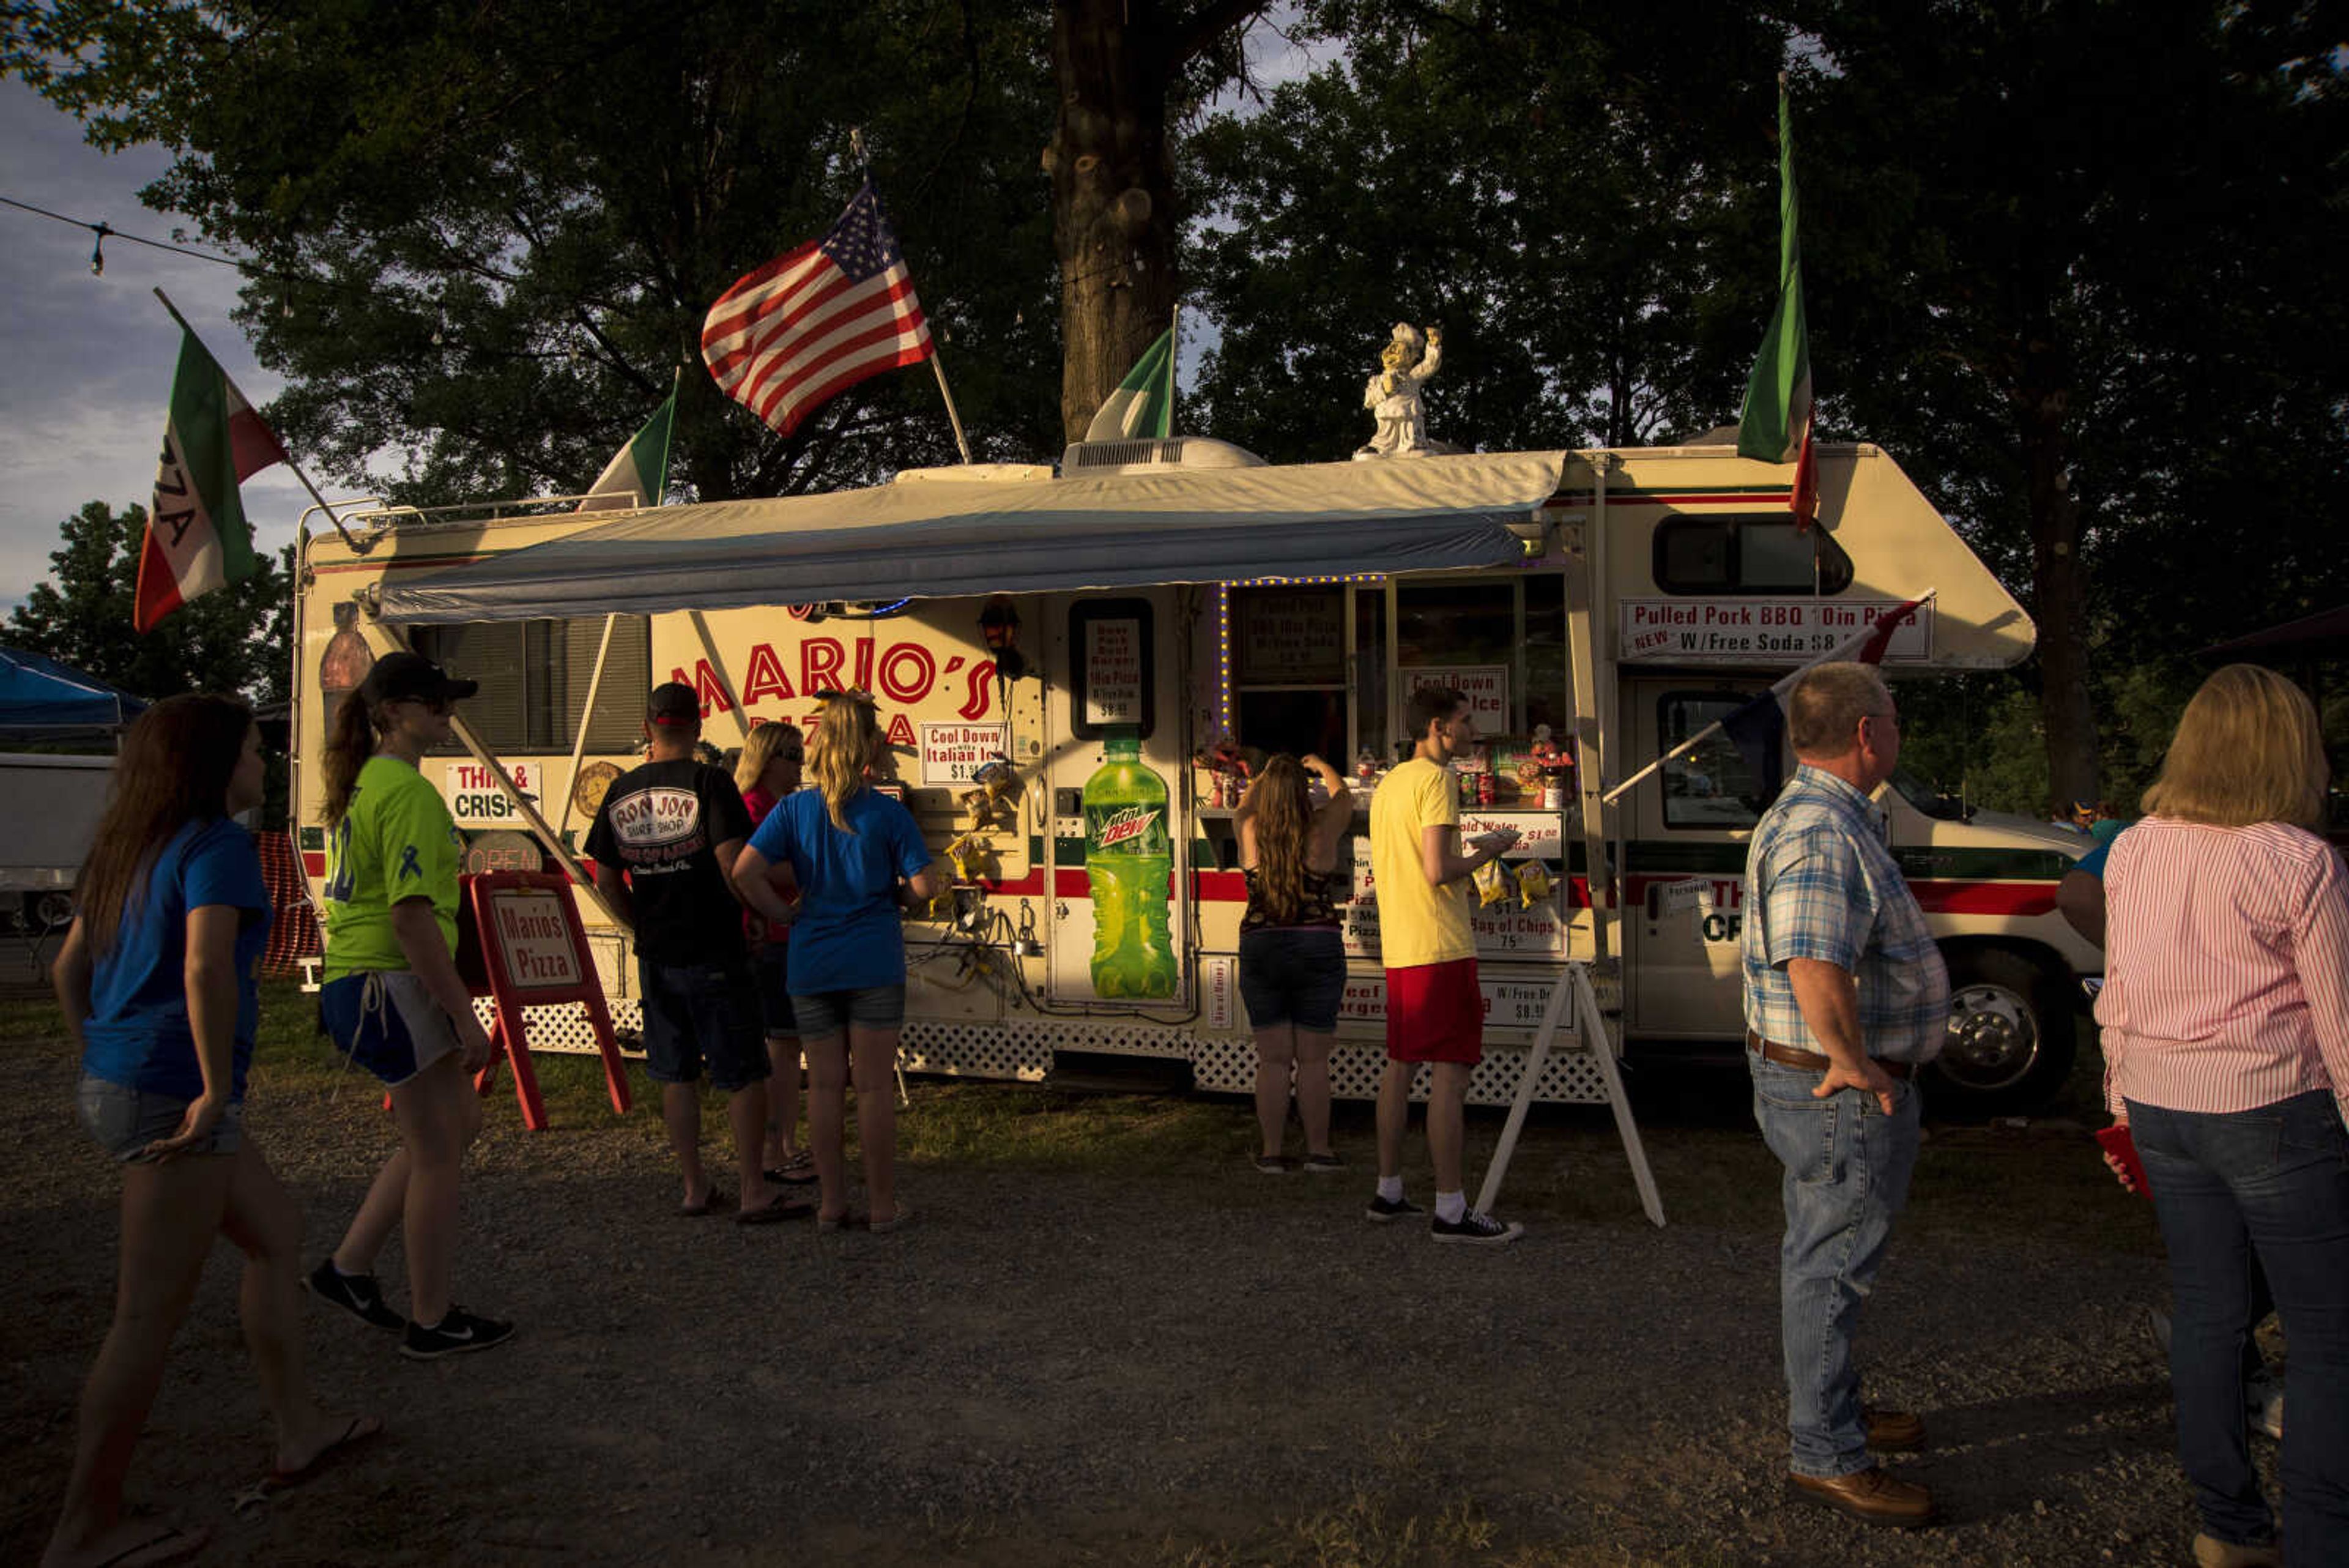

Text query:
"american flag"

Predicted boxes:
[[700, 182, 934, 437]]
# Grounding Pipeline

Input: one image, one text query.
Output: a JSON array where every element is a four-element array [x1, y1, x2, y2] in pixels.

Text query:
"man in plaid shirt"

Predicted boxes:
[[1742, 662, 1950, 1528]]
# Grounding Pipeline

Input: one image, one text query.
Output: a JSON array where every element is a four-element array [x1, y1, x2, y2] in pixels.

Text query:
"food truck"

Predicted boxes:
[[290, 438, 2096, 1115]]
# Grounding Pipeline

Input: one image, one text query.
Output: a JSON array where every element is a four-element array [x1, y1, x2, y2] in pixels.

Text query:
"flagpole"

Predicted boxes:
[[1601, 589, 1937, 806], [1168, 302, 1182, 436], [930, 358, 976, 465], [843, 125, 973, 466], [151, 288, 368, 555]]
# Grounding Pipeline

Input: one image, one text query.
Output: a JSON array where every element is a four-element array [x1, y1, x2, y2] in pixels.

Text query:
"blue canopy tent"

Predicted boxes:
[[0, 647, 147, 741]]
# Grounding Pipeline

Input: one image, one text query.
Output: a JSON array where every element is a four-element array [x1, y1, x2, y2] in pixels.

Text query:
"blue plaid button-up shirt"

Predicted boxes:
[[1740, 766, 1950, 1065]]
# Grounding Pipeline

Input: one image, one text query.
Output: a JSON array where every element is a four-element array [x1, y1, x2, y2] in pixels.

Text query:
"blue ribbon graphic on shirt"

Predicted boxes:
[[398, 845, 423, 882]]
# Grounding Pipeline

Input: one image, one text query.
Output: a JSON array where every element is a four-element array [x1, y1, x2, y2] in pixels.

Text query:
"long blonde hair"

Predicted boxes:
[[1249, 754, 1315, 924], [807, 691, 882, 831], [734, 721, 803, 796], [2142, 663, 2329, 830]]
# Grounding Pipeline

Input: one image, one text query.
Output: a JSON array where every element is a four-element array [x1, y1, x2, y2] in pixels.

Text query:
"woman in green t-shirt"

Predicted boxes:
[[308, 652, 514, 1361]]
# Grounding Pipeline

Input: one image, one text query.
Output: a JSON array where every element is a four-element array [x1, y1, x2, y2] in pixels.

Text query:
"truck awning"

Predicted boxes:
[[375, 451, 1568, 625]]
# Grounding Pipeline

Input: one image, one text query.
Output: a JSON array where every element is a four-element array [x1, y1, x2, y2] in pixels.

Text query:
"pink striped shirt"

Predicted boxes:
[[2096, 817, 2349, 1118]]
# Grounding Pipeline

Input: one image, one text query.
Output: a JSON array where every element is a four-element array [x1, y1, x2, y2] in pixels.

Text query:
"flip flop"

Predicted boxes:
[[677, 1190, 727, 1218], [262, 1412, 385, 1492], [76, 1521, 210, 1568], [866, 1208, 918, 1234], [817, 1208, 869, 1233], [763, 1165, 821, 1186], [735, 1195, 817, 1225]]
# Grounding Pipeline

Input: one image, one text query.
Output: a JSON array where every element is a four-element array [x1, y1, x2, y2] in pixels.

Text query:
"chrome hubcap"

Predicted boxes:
[[1941, 983, 2038, 1091]]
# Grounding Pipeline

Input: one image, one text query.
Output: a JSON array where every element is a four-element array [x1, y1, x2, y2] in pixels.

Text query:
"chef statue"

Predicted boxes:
[[1354, 322, 1444, 459]]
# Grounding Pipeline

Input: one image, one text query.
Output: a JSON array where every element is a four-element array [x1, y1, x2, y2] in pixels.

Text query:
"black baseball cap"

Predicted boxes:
[[648, 682, 702, 727], [359, 651, 479, 707]]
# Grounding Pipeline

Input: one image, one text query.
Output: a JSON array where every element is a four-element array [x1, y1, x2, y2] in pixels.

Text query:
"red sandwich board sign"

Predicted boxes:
[[459, 870, 632, 1129]]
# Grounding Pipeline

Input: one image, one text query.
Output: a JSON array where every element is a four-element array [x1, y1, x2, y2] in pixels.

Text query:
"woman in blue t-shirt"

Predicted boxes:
[[45, 695, 377, 1568], [733, 690, 938, 1232]]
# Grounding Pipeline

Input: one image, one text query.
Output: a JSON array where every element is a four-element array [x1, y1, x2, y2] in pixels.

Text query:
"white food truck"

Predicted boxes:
[[290, 438, 2096, 1115]]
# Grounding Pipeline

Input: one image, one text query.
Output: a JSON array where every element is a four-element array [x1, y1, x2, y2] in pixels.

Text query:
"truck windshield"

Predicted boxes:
[[1888, 768, 1972, 822]]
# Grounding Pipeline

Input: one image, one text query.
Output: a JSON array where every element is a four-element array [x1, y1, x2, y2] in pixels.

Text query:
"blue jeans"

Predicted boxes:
[[1750, 1053, 1921, 1478], [2130, 1090, 2349, 1556]]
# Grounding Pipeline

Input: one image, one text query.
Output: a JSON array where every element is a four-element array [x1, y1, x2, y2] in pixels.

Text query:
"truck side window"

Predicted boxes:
[[1653, 517, 1854, 596], [1658, 693, 1783, 830]]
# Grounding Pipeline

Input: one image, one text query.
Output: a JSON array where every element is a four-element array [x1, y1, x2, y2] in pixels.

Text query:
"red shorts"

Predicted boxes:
[[1384, 957, 1482, 1065]]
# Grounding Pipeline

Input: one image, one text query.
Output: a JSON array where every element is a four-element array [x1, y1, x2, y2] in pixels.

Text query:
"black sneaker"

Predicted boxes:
[[1253, 1154, 1293, 1175], [306, 1259, 404, 1331], [1431, 1208, 1525, 1246], [1303, 1152, 1344, 1174], [401, 1307, 516, 1361], [1364, 1193, 1425, 1224]]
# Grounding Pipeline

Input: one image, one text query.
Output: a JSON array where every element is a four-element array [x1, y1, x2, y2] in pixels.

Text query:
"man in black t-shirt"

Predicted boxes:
[[588, 683, 809, 1224]]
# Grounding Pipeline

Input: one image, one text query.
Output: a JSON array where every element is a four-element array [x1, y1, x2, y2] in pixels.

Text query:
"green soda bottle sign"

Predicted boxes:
[[1083, 728, 1178, 998]]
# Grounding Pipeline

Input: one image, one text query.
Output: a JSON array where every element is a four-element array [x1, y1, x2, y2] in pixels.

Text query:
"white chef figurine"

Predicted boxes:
[[1355, 322, 1444, 459]]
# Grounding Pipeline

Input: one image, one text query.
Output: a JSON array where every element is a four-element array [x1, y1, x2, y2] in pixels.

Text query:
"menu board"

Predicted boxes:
[[1234, 589, 1345, 683]]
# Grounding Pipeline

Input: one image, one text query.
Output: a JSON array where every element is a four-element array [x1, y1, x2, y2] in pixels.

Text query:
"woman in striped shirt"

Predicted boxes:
[[2097, 663, 2349, 1568]]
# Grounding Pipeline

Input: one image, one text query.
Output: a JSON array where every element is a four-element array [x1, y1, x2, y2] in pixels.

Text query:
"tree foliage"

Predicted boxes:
[[7, 1, 1067, 505], [1791, 0, 2349, 801], [1187, 1, 1786, 461], [4, 500, 291, 705]]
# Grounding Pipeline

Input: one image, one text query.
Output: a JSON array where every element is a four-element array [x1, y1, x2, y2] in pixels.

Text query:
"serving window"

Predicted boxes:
[[412, 616, 650, 755]]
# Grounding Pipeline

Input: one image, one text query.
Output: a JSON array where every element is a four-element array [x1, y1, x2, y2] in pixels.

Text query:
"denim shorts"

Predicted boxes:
[[639, 957, 769, 1090], [321, 971, 462, 1088], [750, 942, 798, 1039], [77, 1074, 245, 1162], [1238, 926, 1346, 1031], [788, 984, 907, 1038]]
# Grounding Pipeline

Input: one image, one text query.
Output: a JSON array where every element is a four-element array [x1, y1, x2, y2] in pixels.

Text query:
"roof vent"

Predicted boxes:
[[1058, 436, 1267, 477]]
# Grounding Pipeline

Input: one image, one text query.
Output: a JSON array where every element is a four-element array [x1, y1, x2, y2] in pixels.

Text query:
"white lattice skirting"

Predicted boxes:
[[488, 1000, 1612, 1107]]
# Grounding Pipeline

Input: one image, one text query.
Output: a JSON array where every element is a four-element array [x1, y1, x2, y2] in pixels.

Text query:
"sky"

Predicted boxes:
[[0, 16, 1336, 620], [0, 75, 310, 617]]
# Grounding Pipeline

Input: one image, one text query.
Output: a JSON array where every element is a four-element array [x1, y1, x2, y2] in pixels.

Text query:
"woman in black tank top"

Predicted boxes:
[[1234, 753, 1354, 1172]]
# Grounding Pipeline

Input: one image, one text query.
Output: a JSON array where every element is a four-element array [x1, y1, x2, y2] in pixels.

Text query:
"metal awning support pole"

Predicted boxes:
[[555, 613, 622, 845], [685, 610, 752, 745], [354, 612, 625, 929]]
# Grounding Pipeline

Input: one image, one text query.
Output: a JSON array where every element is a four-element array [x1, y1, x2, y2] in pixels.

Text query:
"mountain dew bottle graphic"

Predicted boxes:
[[1084, 728, 1178, 999]]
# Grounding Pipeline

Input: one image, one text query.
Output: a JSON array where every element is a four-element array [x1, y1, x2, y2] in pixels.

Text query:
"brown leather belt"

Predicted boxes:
[[1746, 1030, 1915, 1080]]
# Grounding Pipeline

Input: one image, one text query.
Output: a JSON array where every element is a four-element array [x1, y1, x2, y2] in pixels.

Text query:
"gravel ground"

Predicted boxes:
[[0, 1029, 2270, 1567]]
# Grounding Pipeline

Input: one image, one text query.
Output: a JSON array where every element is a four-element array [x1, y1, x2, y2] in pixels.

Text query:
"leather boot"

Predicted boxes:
[[1786, 1466, 1937, 1527], [1865, 1407, 1928, 1452], [2192, 1534, 2282, 1568]]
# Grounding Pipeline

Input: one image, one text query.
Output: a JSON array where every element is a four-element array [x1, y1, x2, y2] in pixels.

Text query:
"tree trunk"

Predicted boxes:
[[2018, 365, 2100, 814], [1050, 0, 1181, 446]]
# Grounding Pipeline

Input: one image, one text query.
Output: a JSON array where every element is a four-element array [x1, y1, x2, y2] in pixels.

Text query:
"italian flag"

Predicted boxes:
[[137, 328, 288, 633], [576, 386, 677, 512], [1736, 78, 1817, 529], [1083, 326, 1176, 442]]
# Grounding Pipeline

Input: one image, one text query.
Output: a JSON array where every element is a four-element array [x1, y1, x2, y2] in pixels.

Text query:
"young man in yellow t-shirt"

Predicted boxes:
[[1367, 685, 1523, 1244]]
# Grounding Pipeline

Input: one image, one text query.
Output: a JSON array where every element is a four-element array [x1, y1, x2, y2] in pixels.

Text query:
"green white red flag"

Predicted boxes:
[[1083, 326, 1176, 442], [1736, 78, 1817, 530], [137, 328, 287, 632], [576, 387, 677, 513]]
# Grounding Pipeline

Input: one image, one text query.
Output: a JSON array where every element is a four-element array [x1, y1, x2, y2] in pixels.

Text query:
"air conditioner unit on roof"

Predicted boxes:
[[1058, 437, 1267, 477]]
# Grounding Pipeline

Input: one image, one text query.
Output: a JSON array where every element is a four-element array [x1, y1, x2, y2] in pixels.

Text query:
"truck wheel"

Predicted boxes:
[[1927, 947, 2077, 1117]]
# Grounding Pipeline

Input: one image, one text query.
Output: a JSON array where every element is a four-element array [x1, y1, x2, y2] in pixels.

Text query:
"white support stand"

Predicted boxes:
[[1474, 960, 1665, 1228]]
